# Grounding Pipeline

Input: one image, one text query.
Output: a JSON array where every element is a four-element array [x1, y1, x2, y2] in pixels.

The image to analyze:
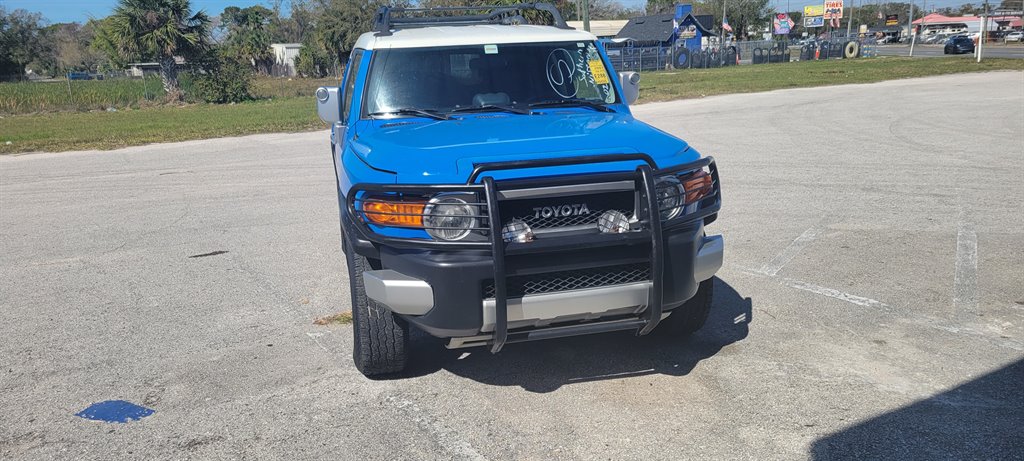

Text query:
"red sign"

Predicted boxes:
[[824, 0, 844, 19]]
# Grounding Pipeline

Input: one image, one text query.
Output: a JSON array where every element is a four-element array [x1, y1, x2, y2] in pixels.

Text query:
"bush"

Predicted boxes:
[[294, 43, 333, 78], [192, 55, 253, 104]]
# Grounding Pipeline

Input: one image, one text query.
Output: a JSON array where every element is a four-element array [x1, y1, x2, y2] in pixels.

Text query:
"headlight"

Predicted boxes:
[[655, 176, 685, 220], [423, 196, 476, 241]]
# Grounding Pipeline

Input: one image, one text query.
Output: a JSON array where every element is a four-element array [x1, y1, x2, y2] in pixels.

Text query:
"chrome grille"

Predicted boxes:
[[498, 190, 635, 230], [515, 208, 631, 228], [484, 263, 650, 299]]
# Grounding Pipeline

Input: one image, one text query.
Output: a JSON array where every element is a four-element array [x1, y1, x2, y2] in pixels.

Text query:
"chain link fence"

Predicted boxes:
[[605, 37, 878, 73]]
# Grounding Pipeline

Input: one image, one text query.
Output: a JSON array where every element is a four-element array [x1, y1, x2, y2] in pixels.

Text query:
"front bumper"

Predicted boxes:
[[344, 154, 723, 351], [361, 228, 723, 338]]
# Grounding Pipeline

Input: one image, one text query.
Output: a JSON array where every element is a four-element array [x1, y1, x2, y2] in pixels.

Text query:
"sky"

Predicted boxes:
[[0, 0, 998, 24], [0, 0, 250, 23]]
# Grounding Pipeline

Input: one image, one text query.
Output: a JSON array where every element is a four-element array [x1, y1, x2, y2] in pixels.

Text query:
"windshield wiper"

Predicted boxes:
[[528, 98, 615, 113], [449, 104, 533, 115], [367, 108, 449, 121]]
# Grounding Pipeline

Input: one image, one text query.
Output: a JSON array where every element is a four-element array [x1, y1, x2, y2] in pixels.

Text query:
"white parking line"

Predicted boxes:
[[757, 225, 824, 276], [783, 278, 891, 310], [954, 211, 978, 312]]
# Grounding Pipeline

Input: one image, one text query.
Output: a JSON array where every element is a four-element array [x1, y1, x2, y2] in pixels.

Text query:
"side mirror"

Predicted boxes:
[[618, 72, 640, 105], [315, 86, 341, 124]]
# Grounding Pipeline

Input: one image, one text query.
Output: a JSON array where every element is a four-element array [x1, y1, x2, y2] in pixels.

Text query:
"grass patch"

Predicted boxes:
[[0, 76, 168, 114], [313, 311, 353, 325], [1, 57, 1020, 154], [250, 77, 340, 99], [0, 97, 322, 153], [0, 76, 340, 115], [637, 57, 1023, 103]]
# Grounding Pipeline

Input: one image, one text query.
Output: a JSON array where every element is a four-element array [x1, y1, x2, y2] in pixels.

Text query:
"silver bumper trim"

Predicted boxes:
[[447, 312, 671, 349], [694, 234, 724, 282], [481, 281, 652, 333], [362, 270, 434, 315]]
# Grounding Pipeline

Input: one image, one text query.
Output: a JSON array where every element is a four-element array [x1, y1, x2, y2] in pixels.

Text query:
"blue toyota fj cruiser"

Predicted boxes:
[[315, 3, 724, 377]]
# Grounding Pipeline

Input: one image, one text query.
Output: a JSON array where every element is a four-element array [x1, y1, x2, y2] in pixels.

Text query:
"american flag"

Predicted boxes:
[[722, 16, 733, 32]]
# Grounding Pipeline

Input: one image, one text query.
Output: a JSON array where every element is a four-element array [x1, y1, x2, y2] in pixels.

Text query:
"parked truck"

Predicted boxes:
[[315, 3, 724, 376]]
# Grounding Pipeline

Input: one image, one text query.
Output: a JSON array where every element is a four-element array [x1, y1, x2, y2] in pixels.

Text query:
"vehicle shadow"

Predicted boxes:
[[399, 277, 752, 393], [810, 358, 1024, 460]]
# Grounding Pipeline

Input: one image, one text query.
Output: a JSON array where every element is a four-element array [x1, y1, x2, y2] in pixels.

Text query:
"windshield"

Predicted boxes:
[[362, 41, 619, 117]]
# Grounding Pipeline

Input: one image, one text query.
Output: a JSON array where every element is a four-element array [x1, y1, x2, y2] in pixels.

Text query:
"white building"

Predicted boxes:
[[271, 43, 302, 76]]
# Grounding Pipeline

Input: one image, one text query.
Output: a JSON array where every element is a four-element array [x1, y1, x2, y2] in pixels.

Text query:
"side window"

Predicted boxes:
[[341, 49, 364, 124]]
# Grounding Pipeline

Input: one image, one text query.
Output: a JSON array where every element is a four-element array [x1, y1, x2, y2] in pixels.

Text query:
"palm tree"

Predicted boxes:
[[107, 0, 210, 99]]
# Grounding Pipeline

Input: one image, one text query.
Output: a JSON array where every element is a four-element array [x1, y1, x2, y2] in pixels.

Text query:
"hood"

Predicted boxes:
[[348, 111, 696, 183]]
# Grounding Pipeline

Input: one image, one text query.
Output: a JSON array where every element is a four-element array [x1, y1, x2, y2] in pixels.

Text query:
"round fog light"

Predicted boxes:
[[598, 210, 630, 234], [501, 219, 534, 243]]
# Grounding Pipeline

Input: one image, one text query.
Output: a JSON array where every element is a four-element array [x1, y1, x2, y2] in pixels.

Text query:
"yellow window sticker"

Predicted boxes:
[[588, 60, 610, 85]]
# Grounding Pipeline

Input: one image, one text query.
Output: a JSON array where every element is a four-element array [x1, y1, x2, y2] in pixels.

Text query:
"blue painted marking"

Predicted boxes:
[[75, 400, 155, 423]]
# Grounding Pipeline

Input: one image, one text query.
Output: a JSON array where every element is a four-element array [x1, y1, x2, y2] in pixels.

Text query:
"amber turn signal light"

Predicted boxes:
[[362, 200, 425, 227], [683, 170, 713, 204]]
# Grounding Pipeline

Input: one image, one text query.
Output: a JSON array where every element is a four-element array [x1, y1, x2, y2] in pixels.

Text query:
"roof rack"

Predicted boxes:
[[372, 3, 571, 35]]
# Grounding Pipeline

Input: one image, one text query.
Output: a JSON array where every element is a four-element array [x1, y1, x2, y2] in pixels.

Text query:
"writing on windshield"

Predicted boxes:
[[362, 41, 618, 117]]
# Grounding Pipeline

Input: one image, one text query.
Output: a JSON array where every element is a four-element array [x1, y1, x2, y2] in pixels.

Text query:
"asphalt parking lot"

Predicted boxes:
[[2, 71, 1022, 460], [875, 44, 1024, 59]]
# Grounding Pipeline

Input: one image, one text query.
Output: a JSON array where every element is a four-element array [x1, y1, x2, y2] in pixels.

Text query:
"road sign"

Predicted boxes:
[[824, 0, 844, 19], [805, 16, 825, 27], [773, 13, 794, 34], [804, 5, 824, 16]]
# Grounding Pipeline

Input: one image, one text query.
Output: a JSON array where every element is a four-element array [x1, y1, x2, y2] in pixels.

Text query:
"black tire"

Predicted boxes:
[[346, 239, 409, 377], [659, 278, 714, 335], [843, 41, 860, 59]]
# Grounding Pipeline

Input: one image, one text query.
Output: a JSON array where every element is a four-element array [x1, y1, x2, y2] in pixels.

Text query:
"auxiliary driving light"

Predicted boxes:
[[597, 210, 631, 234], [501, 219, 534, 243]]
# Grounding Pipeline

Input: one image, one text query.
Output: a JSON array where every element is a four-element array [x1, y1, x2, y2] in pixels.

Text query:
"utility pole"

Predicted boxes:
[[847, 0, 855, 37], [582, 0, 590, 32], [908, 1, 916, 56], [977, 0, 987, 62], [721, 0, 728, 65]]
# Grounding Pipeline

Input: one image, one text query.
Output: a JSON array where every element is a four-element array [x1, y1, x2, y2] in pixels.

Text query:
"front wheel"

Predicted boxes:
[[659, 278, 714, 335], [346, 239, 409, 377]]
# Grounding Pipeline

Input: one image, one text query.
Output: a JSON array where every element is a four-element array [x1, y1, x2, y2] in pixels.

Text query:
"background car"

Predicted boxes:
[[944, 36, 976, 54], [1006, 31, 1024, 42]]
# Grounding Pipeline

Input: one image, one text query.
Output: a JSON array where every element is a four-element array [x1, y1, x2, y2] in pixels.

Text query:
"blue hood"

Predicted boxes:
[[348, 111, 697, 183]]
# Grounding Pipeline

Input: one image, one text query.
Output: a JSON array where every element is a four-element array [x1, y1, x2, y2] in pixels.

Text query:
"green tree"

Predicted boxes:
[[269, 0, 317, 43], [0, 8, 46, 80], [36, 22, 107, 75], [91, 17, 139, 72], [693, 0, 772, 40], [294, 40, 334, 77], [191, 51, 253, 103], [220, 5, 274, 74], [103, 0, 211, 99], [646, 0, 675, 15], [315, 0, 409, 65]]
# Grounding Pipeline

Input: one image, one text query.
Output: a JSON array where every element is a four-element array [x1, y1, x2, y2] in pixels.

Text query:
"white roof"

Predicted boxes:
[[353, 24, 597, 50], [566, 20, 628, 37]]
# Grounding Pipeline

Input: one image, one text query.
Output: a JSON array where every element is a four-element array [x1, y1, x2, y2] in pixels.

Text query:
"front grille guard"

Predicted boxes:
[[345, 154, 722, 352]]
